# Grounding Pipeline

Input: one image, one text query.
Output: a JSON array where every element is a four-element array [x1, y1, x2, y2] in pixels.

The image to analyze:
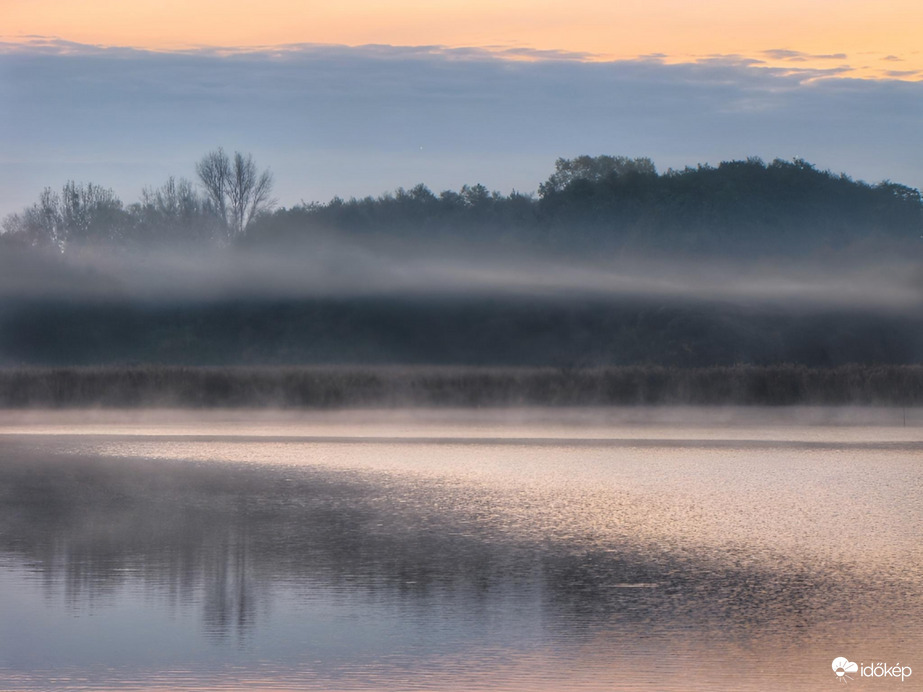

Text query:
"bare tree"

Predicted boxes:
[[195, 148, 275, 237], [133, 176, 221, 244], [2, 181, 125, 250]]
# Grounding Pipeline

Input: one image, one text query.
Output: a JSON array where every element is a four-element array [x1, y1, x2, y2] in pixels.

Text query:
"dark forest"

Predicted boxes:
[[1, 154, 921, 381]]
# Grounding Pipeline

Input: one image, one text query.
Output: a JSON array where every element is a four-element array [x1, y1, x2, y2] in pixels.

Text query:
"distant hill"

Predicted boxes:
[[3, 155, 921, 257], [250, 156, 923, 257]]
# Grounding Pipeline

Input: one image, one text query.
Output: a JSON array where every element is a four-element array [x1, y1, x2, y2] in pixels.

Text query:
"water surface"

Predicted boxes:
[[1, 408, 920, 690]]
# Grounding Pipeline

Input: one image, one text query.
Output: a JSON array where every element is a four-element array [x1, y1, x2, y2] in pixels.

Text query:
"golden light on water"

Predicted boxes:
[[1, 408, 920, 690]]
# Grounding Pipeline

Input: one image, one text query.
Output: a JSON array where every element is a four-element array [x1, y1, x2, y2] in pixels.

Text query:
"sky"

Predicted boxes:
[[1, 1, 922, 216]]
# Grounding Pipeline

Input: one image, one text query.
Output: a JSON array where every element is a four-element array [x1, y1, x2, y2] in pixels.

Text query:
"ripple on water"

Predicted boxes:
[[0, 409, 920, 691]]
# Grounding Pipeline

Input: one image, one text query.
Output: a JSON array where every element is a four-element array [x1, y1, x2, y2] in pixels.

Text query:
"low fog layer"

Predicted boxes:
[[0, 241, 921, 312], [2, 154, 920, 309], [1, 154, 920, 367]]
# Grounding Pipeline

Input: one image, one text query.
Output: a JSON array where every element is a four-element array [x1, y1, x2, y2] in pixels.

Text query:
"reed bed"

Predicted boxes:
[[0, 364, 921, 408]]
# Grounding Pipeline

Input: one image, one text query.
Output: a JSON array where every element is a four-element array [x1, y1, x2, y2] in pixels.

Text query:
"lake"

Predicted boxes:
[[0, 407, 920, 690]]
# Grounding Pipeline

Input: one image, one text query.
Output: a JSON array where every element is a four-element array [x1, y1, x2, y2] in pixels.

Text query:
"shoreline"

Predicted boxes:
[[0, 364, 921, 408]]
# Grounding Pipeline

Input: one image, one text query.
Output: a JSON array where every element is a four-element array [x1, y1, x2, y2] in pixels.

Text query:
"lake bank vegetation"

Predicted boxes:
[[2, 296, 920, 368], [2, 153, 921, 373], [2, 154, 920, 258], [2, 364, 921, 408]]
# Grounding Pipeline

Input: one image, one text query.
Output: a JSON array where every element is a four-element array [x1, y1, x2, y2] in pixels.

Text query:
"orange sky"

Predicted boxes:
[[4, 0, 922, 78]]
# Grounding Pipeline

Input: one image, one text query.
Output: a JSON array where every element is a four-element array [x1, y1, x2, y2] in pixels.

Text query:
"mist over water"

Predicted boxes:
[[0, 409, 920, 691], [1, 154, 921, 691]]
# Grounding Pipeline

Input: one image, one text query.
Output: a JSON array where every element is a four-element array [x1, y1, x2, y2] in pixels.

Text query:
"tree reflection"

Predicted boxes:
[[0, 440, 905, 643]]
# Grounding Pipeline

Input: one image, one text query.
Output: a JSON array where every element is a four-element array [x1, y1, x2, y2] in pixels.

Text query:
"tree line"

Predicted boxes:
[[1, 148, 275, 251], [260, 155, 921, 255], [3, 153, 921, 256]]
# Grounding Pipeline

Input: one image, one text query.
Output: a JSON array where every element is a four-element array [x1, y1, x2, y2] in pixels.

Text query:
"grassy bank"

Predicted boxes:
[[4, 297, 923, 369], [0, 364, 921, 408]]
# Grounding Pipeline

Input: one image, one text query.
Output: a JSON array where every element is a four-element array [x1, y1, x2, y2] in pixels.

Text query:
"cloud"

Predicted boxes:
[[1, 40, 921, 217], [763, 49, 848, 61], [0, 37, 593, 63], [0, 36, 144, 57]]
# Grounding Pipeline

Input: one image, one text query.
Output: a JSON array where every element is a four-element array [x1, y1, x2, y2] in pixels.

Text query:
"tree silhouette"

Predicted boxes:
[[1, 181, 125, 249], [132, 177, 221, 244], [538, 155, 656, 197], [196, 148, 275, 237]]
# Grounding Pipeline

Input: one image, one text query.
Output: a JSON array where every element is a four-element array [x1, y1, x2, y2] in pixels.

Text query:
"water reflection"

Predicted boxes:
[[0, 414, 921, 690], [1, 448, 525, 639]]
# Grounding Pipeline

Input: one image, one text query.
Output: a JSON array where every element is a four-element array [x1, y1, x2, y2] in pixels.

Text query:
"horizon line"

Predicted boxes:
[[2, 35, 921, 83]]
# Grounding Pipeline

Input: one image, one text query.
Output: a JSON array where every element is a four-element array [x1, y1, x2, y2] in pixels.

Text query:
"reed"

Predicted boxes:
[[0, 364, 921, 408]]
